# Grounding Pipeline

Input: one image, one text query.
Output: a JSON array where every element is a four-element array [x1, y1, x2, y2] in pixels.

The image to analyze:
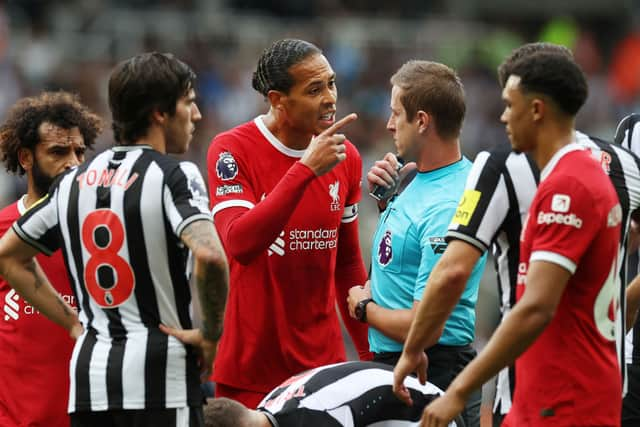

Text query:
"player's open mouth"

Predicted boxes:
[[319, 112, 335, 125]]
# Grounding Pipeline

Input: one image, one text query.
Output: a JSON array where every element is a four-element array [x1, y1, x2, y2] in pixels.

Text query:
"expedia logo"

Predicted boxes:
[[537, 212, 583, 229]]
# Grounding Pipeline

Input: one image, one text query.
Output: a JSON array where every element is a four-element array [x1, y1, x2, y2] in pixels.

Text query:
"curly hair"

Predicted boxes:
[[0, 91, 103, 175]]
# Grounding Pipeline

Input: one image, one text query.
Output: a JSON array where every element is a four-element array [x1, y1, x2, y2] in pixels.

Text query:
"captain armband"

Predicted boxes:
[[342, 204, 358, 223]]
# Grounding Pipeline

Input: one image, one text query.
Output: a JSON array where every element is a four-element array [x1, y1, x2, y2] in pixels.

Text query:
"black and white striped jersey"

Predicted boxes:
[[258, 361, 460, 427], [13, 145, 212, 412], [447, 132, 640, 414], [616, 113, 640, 368]]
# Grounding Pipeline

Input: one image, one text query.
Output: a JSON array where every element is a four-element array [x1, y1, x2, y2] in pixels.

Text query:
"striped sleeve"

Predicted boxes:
[[615, 114, 640, 154], [446, 150, 509, 252], [164, 161, 212, 238], [13, 186, 62, 256], [614, 115, 640, 217]]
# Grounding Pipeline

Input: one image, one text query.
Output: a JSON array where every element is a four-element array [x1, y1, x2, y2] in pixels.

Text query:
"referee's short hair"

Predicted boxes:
[[390, 60, 465, 140], [108, 52, 196, 145]]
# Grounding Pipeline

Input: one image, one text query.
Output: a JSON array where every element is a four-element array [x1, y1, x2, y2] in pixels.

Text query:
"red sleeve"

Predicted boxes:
[[213, 161, 315, 264], [334, 218, 372, 360], [334, 144, 372, 360]]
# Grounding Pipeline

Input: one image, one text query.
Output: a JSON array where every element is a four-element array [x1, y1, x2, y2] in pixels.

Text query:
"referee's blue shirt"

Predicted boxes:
[[369, 157, 486, 353]]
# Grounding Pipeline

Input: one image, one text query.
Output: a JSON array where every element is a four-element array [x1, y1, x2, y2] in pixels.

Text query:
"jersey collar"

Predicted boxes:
[[17, 194, 27, 215], [254, 116, 307, 158], [539, 139, 584, 182], [112, 144, 153, 152], [259, 410, 279, 427]]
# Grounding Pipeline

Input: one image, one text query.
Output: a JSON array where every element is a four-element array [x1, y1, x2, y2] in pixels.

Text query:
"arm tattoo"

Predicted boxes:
[[182, 220, 229, 341], [197, 259, 228, 341], [25, 259, 45, 291], [56, 297, 74, 317], [182, 221, 216, 253]]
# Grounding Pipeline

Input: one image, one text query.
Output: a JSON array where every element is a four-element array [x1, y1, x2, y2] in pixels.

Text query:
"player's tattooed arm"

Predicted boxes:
[[181, 220, 229, 342], [25, 259, 74, 318], [0, 230, 81, 337], [24, 259, 45, 291]]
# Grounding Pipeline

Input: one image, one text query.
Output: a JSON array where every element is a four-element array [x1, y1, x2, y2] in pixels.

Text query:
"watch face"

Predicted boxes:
[[355, 304, 364, 321]]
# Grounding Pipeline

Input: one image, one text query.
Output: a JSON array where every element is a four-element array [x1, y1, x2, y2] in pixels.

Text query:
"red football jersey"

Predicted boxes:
[[207, 117, 362, 393], [506, 146, 622, 426], [0, 198, 76, 427]]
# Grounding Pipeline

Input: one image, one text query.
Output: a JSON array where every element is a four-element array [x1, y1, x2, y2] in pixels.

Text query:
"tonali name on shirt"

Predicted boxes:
[[75, 168, 139, 190]]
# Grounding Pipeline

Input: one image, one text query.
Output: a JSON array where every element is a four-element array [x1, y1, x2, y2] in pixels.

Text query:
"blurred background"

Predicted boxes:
[[1, 0, 638, 422]]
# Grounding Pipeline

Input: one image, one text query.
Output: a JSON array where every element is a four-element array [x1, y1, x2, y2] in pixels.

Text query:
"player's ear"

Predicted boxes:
[[267, 90, 285, 112], [150, 108, 168, 125], [531, 98, 545, 122], [416, 110, 430, 134], [18, 147, 33, 172]]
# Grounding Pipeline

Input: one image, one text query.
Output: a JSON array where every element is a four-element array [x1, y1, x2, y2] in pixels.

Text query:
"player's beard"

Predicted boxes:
[[31, 158, 56, 197]]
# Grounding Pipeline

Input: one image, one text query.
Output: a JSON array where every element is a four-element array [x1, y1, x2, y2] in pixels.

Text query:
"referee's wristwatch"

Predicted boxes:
[[355, 298, 374, 323]]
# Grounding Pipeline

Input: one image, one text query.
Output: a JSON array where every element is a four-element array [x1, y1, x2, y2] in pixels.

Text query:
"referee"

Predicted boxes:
[[392, 42, 640, 426], [0, 52, 229, 427]]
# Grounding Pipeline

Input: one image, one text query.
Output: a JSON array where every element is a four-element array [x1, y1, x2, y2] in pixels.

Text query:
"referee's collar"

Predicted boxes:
[[258, 409, 279, 427]]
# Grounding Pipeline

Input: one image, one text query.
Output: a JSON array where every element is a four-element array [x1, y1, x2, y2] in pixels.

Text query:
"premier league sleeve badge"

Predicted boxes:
[[216, 151, 239, 181]]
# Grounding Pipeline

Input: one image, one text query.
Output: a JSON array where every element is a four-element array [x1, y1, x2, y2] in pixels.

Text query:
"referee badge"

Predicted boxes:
[[216, 152, 238, 181], [377, 230, 393, 266]]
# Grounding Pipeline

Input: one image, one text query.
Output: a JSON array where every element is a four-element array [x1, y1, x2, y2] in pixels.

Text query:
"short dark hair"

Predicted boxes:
[[0, 91, 103, 175], [507, 51, 588, 116], [108, 52, 196, 145], [497, 42, 573, 87], [390, 60, 466, 140], [252, 39, 322, 97], [204, 398, 250, 427]]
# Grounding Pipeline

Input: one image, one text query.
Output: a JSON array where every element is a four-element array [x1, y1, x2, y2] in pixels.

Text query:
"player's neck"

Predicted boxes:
[[532, 126, 574, 171], [251, 410, 273, 427], [24, 176, 44, 210], [416, 136, 461, 172], [133, 125, 166, 153], [23, 192, 42, 210], [263, 110, 313, 151]]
